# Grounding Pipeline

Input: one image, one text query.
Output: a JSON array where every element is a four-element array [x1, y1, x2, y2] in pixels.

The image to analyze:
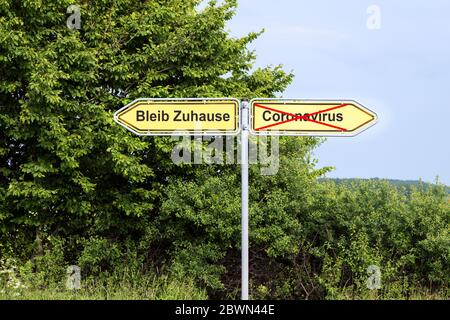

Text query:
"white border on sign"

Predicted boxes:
[[113, 98, 241, 136], [248, 98, 378, 137]]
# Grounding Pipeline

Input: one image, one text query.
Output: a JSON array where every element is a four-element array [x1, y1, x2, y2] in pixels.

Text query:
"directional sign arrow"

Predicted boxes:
[[250, 99, 377, 136], [114, 98, 240, 136]]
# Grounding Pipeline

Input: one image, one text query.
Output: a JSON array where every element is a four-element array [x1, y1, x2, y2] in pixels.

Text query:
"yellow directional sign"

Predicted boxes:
[[114, 98, 239, 135], [250, 99, 377, 136]]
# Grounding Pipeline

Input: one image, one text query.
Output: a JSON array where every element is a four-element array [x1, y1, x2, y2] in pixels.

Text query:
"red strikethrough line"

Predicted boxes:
[[253, 103, 349, 131]]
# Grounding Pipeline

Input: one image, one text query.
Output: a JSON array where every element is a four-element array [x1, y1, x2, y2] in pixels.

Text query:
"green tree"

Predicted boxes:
[[0, 0, 294, 269]]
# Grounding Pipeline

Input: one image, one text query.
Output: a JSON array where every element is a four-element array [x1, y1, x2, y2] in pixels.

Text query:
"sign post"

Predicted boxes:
[[240, 100, 249, 300]]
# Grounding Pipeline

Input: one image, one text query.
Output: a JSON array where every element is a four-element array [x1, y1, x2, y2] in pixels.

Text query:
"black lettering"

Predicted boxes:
[[328, 113, 336, 121], [162, 111, 169, 121], [189, 110, 198, 122], [136, 110, 145, 121], [272, 113, 281, 122], [292, 113, 301, 121], [337, 113, 343, 121], [303, 113, 310, 121], [174, 110, 182, 121], [262, 111, 272, 121]]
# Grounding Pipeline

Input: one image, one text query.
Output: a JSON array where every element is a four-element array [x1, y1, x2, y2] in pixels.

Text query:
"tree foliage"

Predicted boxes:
[[0, 0, 292, 253]]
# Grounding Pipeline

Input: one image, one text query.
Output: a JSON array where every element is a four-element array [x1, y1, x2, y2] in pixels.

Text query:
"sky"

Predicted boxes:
[[210, 0, 450, 184]]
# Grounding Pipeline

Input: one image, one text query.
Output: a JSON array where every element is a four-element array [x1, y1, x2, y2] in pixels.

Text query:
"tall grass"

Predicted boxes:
[[0, 264, 207, 300]]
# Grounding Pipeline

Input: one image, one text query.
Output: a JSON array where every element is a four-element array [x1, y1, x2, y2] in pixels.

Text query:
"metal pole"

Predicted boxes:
[[241, 99, 249, 300]]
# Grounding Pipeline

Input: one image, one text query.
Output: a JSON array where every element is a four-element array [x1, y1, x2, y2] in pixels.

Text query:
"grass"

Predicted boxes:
[[0, 273, 208, 300], [2, 280, 447, 300], [1, 261, 447, 300], [327, 286, 449, 300]]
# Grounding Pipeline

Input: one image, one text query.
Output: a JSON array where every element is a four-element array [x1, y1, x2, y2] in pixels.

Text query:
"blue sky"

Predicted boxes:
[[218, 0, 450, 184]]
